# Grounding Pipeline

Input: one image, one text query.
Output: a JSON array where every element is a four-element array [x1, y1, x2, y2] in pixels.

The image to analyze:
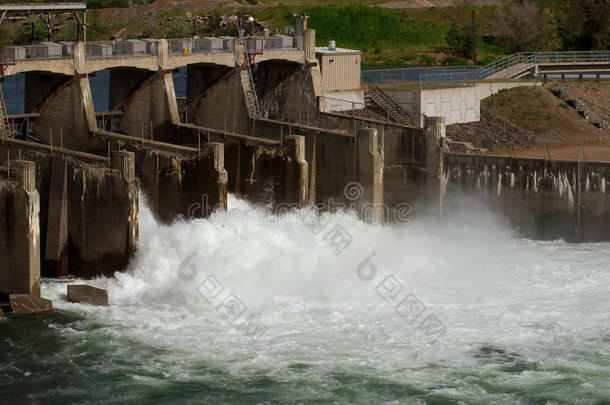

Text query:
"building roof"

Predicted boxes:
[[315, 46, 360, 55]]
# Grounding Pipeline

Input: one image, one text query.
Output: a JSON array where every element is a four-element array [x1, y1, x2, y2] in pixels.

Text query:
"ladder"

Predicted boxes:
[[237, 37, 261, 118], [364, 84, 412, 125], [0, 84, 11, 140], [0, 46, 15, 140]]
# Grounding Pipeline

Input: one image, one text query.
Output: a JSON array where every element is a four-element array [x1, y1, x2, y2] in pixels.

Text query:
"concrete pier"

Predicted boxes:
[[0, 142, 139, 278], [0, 160, 41, 295]]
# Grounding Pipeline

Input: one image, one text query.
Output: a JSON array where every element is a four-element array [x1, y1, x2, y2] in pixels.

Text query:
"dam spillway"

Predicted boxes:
[[1, 31, 610, 312]]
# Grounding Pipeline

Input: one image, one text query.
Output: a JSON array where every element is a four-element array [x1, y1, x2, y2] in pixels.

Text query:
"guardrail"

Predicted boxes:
[[363, 50, 610, 85], [362, 66, 479, 84], [167, 38, 233, 56], [481, 51, 610, 78], [11, 44, 72, 61], [2, 35, 304, 64], [86, 40, 157, 59]]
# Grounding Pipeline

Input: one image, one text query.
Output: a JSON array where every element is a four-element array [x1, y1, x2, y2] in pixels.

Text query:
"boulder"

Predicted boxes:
[[9, 294, 53, 314], [67, 285, 109, 306], [579, 109, 592, 121], [566, 98, 584, 110]]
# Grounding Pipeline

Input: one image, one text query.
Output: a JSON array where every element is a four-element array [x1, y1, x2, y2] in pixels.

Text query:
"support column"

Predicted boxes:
[[284, 135, 309, 207], [0, 160, 41, 296], [44, 155, 68, 277], [110, 151, 138, 259], [424, 116, 445, 212], [356, 128, 384, 223]]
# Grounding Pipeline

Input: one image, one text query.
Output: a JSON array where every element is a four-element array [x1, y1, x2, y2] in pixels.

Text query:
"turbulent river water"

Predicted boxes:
[[1, 196, 609, 404]]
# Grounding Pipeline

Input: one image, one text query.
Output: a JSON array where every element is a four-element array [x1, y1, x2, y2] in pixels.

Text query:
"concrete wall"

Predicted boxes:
[[0, 161, 40, 295], [443, 153, 610, 242], [186, 64, 232, 110], [30, 74, 99, 152], [321, 90, 365, 113], [386, 81, 542, 126], [192, 68, 250, 136], [108, 140, 227, 223], [109, 68, 151, 110], [0, 146, 138, 278], [221, 136, 308, 208], [260, 66, 318, 123], [119, 71, 180, 140]]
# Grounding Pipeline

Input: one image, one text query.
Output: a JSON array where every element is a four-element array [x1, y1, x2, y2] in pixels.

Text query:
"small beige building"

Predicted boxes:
[[316, 42, 363, 111]]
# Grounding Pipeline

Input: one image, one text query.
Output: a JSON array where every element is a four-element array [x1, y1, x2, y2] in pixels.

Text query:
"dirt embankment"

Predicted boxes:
[[446, 82, 610, 159]]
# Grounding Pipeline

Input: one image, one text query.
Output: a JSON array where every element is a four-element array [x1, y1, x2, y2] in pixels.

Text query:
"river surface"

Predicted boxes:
[[1, 196, 609, 404]]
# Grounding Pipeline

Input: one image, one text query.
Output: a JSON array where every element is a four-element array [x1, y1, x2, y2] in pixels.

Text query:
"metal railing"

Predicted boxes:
[[318, 94, 424, 127], [362, 66, 479, 84], [481, 50, 610, 79], [363, 50, 610, 86], [2, 35, 305, 64], [85, 40, 157, 59], [0, 46, 15, 81], [167, 38, 233, 56], [11, 44, 71, 61]]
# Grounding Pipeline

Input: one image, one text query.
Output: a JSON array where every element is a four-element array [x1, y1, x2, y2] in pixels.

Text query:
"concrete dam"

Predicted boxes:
[[1, 29, 609, 311]]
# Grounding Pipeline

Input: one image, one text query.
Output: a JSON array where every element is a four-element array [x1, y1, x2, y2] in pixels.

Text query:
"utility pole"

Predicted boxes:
[[471, 9, 477, 65]]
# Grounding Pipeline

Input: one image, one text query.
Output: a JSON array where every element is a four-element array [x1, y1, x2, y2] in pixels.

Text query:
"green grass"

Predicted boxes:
[[253, 4, 508, 67], [0, 1, 511, 66]]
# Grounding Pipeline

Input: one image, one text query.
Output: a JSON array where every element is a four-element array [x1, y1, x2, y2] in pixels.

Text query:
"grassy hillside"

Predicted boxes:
[[254, 4, 506, 67], [0, 1, 508, 67]]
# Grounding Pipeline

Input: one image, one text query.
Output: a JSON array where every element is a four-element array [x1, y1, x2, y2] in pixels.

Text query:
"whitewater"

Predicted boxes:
[[1, 195, 609, 404]]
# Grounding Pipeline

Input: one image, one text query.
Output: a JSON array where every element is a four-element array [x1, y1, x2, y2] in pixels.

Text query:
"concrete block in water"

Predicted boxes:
[[67, 285, 109, 306], [9, 294, 53, 314]]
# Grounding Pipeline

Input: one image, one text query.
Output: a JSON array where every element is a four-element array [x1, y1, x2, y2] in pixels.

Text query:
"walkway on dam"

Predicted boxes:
[[0, 36, 304, 76]]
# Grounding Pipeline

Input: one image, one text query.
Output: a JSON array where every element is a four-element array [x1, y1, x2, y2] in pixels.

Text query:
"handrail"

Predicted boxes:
[[480, 50, 610, 78], [362, 50, 610, 83], [366, 80, 414, 124]]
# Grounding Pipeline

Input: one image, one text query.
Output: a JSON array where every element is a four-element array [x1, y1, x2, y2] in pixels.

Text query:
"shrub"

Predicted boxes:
[[445, 55, 470, 66]]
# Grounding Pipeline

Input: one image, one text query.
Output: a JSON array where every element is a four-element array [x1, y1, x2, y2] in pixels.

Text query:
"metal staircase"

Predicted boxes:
[[364, 84, 413, 125], [237, 37, 261, 119]]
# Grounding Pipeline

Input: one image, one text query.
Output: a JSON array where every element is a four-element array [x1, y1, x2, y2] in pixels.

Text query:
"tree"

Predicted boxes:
[[445, 23, 475, 60], [494, 0, 562, 52]]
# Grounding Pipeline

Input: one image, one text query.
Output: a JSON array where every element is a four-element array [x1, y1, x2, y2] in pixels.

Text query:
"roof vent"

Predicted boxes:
[[328, 40, 336, 51]]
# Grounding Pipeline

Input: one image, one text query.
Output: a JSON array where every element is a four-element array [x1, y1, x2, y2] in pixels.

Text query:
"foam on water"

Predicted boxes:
[[39, 195, 610, 403]]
